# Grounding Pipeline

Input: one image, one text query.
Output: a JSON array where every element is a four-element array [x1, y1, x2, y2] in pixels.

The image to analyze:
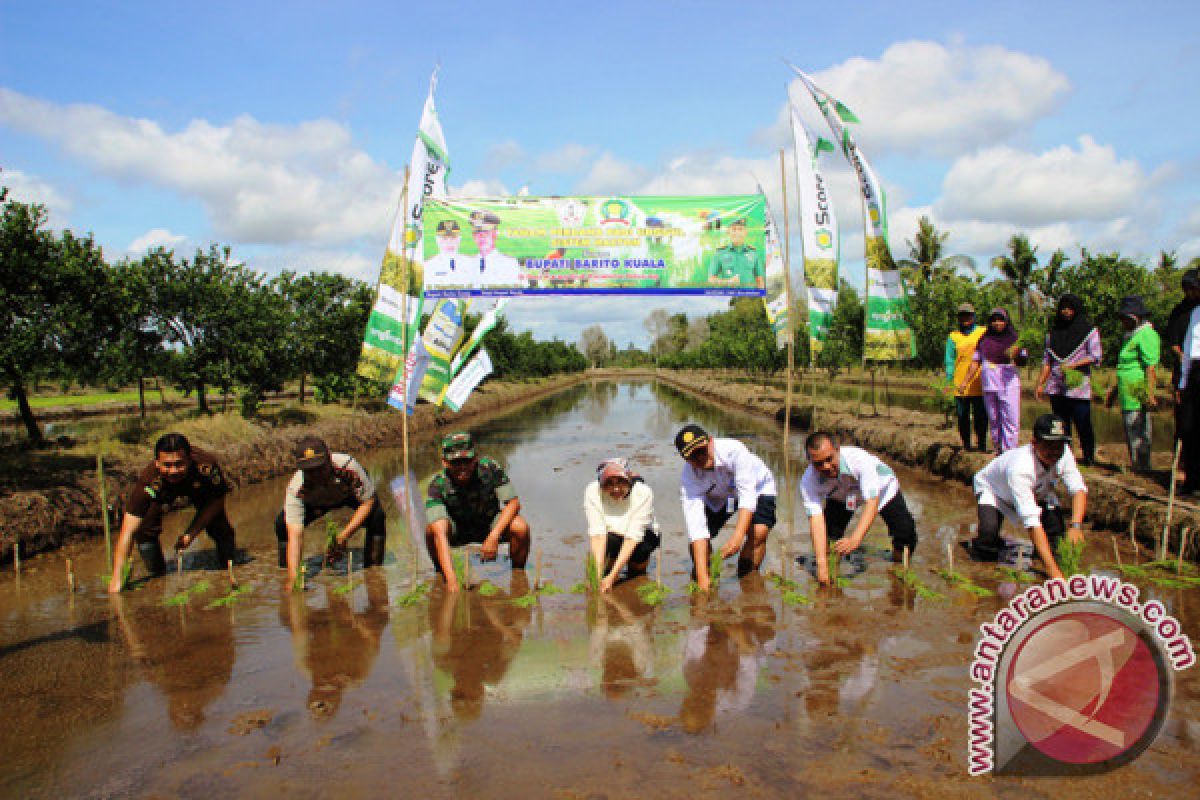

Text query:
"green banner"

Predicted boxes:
[[417, 298, 469, 405], [419, 196, 767, 297]]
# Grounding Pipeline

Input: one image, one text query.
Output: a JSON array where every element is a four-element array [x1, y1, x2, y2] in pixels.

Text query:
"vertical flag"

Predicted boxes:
[[760, 192, 791, 348], [790, 65, 914, 361], [357, 70, 450, 385], [449, 298, 509, 375], [416, 298, 470, 405], [444, 350, 494, 412], [789, 106, 839, 359]]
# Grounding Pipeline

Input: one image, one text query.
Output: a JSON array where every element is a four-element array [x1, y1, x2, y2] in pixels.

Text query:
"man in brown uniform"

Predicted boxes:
[[107, 433, 236, 593]]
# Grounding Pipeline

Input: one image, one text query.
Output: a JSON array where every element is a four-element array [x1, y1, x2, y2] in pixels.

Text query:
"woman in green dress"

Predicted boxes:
[[1105, 295, 1160, 470]]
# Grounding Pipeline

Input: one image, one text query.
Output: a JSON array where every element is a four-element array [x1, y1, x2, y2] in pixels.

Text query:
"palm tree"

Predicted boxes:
[[896, 216, 976, 289], [991, 234, 1040, 325]]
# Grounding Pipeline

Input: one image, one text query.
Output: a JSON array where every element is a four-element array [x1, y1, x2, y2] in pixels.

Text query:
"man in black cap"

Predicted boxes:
[[468, 210, 520, 288], [424, 218, 466, 289], [676, 423, 776, 590], [965, 414, 1088, 580], [1169, 269, 1200, 493], [108, 432, 237, 592], [425, 431, 531, 592], [276, 436, 386, 587], [707, 218, 764, 289]]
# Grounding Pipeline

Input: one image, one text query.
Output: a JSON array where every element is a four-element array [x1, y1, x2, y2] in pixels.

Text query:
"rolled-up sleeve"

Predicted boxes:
[[283, 472, 306, 528], [800, 469, 825, 517], [1059, 452, 1088, 497], [681, 481, 711, 542], [584, 483, 607, 539]]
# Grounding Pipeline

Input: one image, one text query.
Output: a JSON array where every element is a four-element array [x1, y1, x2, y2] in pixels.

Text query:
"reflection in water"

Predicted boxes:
[[429, 573, 533, 721], [589, 591, 656, 699], [279, 571, 390, 719], [680, 575, 777, 734], [112, 595, 235, 729]]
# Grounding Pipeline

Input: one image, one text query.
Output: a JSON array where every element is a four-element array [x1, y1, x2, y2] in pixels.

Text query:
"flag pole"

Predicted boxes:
[[397, 164, 413, 481], [778, 147, 796, 549]]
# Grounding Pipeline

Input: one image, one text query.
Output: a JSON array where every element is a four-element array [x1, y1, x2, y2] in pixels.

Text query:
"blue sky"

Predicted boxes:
[[3, 1, 1198, 347]]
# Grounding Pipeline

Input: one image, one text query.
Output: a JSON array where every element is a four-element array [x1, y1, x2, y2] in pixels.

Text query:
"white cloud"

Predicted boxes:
[[450, 178, 510, 197], [127, 227, 186, 253], [768, 40, 1070, 158], [937, 136, 1149, 226], [575, 152, 651, 195], [0, 167, 71, 221], [483, 139, 525, 173], [534, 143, 594, 174], [0, 88, 399, 245]]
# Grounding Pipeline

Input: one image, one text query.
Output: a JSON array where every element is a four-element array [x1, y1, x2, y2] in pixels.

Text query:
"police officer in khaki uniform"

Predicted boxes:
[[107, 433, 237, 592], [707, 217, 764, 289]]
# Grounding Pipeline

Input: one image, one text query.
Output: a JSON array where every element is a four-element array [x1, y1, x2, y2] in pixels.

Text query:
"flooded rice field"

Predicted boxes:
[[1, 380, 1197, 798]]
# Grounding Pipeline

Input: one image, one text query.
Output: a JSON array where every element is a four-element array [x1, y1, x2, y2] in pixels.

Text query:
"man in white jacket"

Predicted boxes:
[[676, 424, 777, 590], [966, 414, 1088, 580]]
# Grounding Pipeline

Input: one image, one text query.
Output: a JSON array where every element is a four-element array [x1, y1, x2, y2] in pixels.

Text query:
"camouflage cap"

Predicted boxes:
[[441, 431, 476, 459]]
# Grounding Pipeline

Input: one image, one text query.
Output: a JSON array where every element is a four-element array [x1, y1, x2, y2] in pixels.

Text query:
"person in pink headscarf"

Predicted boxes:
[[961, 308, 1027, 453], [584, 458, 661, 592]]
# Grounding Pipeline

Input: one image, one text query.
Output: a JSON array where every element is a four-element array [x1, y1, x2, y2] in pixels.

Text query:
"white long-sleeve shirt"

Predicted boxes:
[[680, 438, 776, 542], [1180, 305, 1200, 389], [973, 444, 1087, 528], [583, 480, 655, 542], [799, 445, 899, 517]]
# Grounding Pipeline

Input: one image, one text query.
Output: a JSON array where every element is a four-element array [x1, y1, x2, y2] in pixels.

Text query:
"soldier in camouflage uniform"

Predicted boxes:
[[107, 433, 237, 593], [425, 431, 531, 592]]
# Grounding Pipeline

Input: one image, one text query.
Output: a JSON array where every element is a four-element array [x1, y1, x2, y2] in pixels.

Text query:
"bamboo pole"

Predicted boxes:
[[66, 558, 75, 593], [656, 548, 662, 587], [227, 560, 237, 589], [1113, 537, 1123, 567], [1178, 527, 1190, 575], [13, 542, 19, 577], [778, 147, 797, 551], [1163, 439, 1183, 560], [534, 550, 542, 590], [348, 551, 354, 578], [902, 546, 910, 572], [947, 541, 954, 573], [98, 454, 112, 568], [397, 164, 413, 483], [177, 551, 183, 575], [464, 546, 473, 590]]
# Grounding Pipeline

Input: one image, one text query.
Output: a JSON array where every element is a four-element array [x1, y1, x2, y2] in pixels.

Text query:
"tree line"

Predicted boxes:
[[2, 188, 588, 443]]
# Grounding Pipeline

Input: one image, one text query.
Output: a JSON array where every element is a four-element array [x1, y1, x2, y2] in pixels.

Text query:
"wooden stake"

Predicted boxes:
[[656, 548, 662, 587], [534, 550, 542, 590], [464, 546, 472, 590], [1178, 527, 1190, 576], [227, 560, 237, 589], [947, 541, 954, 573], [66, 558, 75, 593], [902, 546, 910, 572], [13, 543, 19, 576], [98, 454, 112, 568], [1113, 537, 1122, 567], [177, 551, 183, 575], [778, 148, 796, 554], [1163, 439, 1183, 560], [397, 164, 413, 483]]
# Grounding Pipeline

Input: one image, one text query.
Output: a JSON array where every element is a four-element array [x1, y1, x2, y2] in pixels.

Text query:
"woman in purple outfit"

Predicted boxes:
[[1035, 294, 1102, 466], [961, 309, 1024, 453]]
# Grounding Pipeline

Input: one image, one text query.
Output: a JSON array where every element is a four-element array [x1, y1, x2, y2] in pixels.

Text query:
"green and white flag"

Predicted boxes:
[[789, 105, 839, 357], [790, 66, 913, 361], [450, 298, 509, 375], [759, 190, 791, 348], [417, 298, 469, 406], [357, 69, 450, 385], [444, 349, 494, 412]]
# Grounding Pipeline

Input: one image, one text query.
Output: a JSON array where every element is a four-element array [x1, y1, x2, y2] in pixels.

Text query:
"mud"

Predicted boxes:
[[655, 369, 1200, 562], [0, 379, 1197, 798]]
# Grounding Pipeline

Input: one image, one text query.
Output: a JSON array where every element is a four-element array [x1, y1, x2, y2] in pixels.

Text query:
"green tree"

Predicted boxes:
[[101, 259, 169, 418], [579, 324, 611, 367], [896, 216, 976, 289], [274, 271, 372, 403], [816, 279, 865, 375], [0, 189, 122, 442], [991, 234, 1041, 325]]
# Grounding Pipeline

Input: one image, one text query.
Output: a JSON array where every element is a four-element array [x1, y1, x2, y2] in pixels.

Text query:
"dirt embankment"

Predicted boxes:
[[652, 369, 1200, 560], [0, 373, 599, 563]]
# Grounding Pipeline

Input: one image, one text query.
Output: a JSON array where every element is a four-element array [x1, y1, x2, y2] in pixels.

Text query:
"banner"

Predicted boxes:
[[760, 192, 791, 348], [356, 71, 450, 384], [420, 196, 767, 297], [444, 349, 494, 412], [789, 105, 839, 356], [791, 66, 914, 361], [387, 337, 431, 413], [416, 298, 469, 405], [450, 298, 508, 375]]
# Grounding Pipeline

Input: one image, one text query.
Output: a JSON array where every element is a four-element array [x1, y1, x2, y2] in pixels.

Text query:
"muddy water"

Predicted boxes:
[[1, 380, 1197, 798]]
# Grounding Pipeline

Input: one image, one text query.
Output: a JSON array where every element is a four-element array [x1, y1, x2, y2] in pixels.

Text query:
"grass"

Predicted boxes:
[[205, 585, 251, 609], [1142, 559, 1198, 576], [892, 567, 945, 601], [996, 566, 1036, 584], [1105, 561, 1200, 590], [935, 569, 994, 597], [1055, 538, 1086, 577], [161, 579, 211, 607], [0, 388, 183, 411]]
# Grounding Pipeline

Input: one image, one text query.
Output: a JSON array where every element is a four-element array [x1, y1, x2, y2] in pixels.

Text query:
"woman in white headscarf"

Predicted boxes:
[[584, 458, 660, 592]]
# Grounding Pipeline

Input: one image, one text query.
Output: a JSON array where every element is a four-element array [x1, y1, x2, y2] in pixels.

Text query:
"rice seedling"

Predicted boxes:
[[510, 593, 538, 608], [537, 581, 563, 596], [1150, 574, 1200, 590], [205, 585, 251, 609], [477, 580, 501, 597], [935, 569, 994, 597], [394, 583, 431, 607], [996, 566, 1036, 584], [708, 551, 723, 587], [569, 581, 589, 594], [585, 552, 601, 594], [686, 581, 704, 595], [892, 567, 945, 601], [636, 581, 671, 606], [331, 580, 361, 596], [1054, 537, 1086, 576], [161, 579, 211, 607], [452, 552, 468, 588], [781, 589, 810, 606], [292, 564, 306, 592], [768, 573, 801, 591], [1142, 559, 1198, 576]]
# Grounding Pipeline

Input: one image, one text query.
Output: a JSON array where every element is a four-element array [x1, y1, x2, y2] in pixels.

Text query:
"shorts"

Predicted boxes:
[[445, 512, 505, 547], [704, 494, 777, 538]]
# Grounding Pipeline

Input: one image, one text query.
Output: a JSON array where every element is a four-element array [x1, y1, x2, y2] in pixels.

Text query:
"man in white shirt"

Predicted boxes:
[[965, 414, 1088, 580], [676, 424, 777, 590], [469, 210, 521, 289], [800, 432, 917, 585], [424, 219, 468, 290], [1174, 270, 1200, 494]]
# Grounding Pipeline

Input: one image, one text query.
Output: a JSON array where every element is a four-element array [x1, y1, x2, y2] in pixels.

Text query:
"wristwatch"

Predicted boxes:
[[1069, 522, 1083, 529]]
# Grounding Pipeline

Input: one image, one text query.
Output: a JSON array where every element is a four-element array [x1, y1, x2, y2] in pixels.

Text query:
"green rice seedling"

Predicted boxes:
[[452, 552, 468, 588], [569, 581, 589, 594], [1113, 563, 1150, 580], [686, 581, 704, 595], [324, 518, 339, 552], [768, 573, 801, 591], [331, 580, 361, 596], [935, 569, 994, 597], [781, 589, 810, 606], [537, 581, 564, 596], [585, 552, 601, 594], [292, 564, 307, 592], [161, 579, 212, 607], [636, 581, 671, 606], [892, 567, 944, 601], [477, 580, 501, 597], [708, 551, 723, 587], [1055, 537, 1086, 576], [395, 583, 430, 607], [510, 593, 538, 608], [205, 585, 251, 609], [1143, 559, 1198, 576], [996, 566, 1036, 584]]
